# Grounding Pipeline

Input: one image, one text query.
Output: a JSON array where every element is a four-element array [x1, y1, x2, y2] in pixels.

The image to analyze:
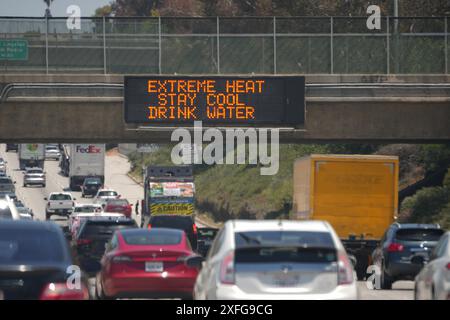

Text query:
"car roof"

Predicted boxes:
[[0, 219, 61, 232], [84, 216, 134, 223], [49, 192, 72, 196], [98, 189, 116, 192], [75, 213, 123, 218], [149, 215, 194, 221], [391, 223, 441, 230], [228, 219, 333, 233], [120, 227, 183, 236]]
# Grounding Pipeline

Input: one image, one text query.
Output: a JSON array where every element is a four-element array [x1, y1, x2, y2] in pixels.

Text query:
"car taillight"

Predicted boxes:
[[337, 252, 354, 285], [387, 243, 404, 252], [446, 262, 450, 270], [77, 239, 92, 246], [147, 224, 152, 230], [220, 250, 235, 285], [193, 223, 198, 235], [40, 283, 89, 300], [112, 255, 132, 263]]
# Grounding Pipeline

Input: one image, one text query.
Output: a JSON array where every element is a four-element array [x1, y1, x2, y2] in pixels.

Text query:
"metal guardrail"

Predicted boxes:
[[2, 82, 450, 103], [0, 16, 448, 75]]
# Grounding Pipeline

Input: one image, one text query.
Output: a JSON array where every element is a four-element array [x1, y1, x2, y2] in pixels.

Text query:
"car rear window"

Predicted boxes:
[[75, 206, 100, 213], [27, 170, 42, 174], [86, 180, 101, 185], [99, 191, 117, 197], [235, 231, 335, 248], [0, 178, 13, 184], [235, 247, 337, 264], [0, 207, 13, 219], [123, 230, 182, 245], [150, 216, 194, 232], [0, 229, 65, 263], [79, 221, 137, 238], [50, 194, 72, 201], [107, 199, 128, 206], [395, 229, 444, 242]]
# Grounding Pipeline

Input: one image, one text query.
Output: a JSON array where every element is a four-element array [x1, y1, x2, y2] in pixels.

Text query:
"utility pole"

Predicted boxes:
[[393, 0, 399, 34]]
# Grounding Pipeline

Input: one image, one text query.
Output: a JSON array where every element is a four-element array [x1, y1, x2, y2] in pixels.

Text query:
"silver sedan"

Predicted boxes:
[[414, 231, 450, 300], [23, 168, 46, 187], [191, 220, 358, 300]]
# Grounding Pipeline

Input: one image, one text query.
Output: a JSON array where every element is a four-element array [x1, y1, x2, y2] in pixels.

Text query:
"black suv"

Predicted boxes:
[[372, 223, 445, 289], [72, 217, 137, 273], [81, 177, 103, 198], [5, 144, 18, 152], [146, 215, 198, 251]]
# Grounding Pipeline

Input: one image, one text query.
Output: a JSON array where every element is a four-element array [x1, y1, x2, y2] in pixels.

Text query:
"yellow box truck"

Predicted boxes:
[[292, 154, 399, 279]]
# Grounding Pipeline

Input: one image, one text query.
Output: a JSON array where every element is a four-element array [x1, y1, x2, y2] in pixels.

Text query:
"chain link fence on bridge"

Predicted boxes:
[[0, 16, 448, 74]]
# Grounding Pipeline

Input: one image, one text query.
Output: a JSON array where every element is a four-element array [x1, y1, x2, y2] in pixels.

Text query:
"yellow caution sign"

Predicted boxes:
[[150, 203, 194, 215]]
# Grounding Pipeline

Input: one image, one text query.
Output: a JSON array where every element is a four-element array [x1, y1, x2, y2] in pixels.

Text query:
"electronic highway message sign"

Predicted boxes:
[[124, 76, 305, 127]]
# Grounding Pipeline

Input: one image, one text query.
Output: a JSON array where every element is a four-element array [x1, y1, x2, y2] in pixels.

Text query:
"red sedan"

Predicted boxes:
[[95, 228, 199, 299], [103, 198, 132, 218]]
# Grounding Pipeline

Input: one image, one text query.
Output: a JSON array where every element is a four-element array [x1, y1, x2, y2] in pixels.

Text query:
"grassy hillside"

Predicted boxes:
[[127, 143, 450, 228]]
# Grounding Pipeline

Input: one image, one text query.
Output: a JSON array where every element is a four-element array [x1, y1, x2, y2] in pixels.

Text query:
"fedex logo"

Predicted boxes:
[[76, 145, 101, 153]]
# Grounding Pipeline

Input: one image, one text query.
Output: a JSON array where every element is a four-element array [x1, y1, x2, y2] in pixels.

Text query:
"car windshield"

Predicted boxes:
[[235, 231, 335, 248], [395, 229, 445, 242], [123, 230, 182, 245], [107, 199, 128, 206], [49, 194, 71, 201], [0, 229, 65, 263], [99, 191, 117, 197]]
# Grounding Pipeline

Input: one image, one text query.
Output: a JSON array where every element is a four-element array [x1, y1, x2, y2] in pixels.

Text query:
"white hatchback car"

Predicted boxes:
[[414, 231, 450, 300], [190, 220, 358, 300]]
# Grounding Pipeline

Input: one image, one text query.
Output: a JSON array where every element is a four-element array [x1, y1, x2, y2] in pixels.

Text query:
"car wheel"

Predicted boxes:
[[95, 276, 113, 300], [414, 283, 419, 300], [380, 262, 393, 290], [42, 184, 46, 188], [45, 211, 51, 220]]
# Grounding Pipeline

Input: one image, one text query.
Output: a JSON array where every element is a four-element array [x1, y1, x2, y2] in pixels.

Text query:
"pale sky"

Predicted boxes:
[[0, 0, 111, 17]]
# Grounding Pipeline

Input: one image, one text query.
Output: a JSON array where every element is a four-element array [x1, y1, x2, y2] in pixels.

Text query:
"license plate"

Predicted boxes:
[[272, 275, 300, 287], [145, 262, 163, 273]]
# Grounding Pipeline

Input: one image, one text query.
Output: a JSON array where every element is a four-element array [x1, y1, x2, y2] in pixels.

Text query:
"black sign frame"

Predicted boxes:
[[124, 75, 305, 127]]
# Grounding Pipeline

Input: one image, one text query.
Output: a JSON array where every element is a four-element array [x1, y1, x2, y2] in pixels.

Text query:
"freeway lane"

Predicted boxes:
[[0, 145, 144, 226], [0, 144, 415, 300]]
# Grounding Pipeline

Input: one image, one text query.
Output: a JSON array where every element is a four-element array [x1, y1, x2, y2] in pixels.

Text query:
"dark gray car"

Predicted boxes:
[[372, 223, 445, 289]]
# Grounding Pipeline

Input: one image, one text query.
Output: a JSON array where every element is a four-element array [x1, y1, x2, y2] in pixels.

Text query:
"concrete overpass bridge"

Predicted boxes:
[[0, 74, 449, 143]]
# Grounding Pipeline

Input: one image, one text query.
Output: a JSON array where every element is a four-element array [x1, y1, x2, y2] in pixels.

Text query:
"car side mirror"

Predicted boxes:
[[14, 181, 16, 184], [348, 254, 357, 269], [73, 198, 77, 201], [185, 255, 205, 270], [44, 197, 48, 200]]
